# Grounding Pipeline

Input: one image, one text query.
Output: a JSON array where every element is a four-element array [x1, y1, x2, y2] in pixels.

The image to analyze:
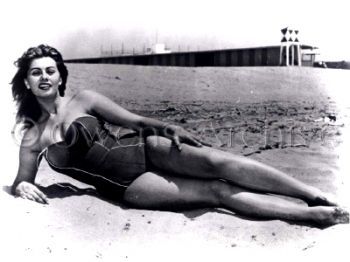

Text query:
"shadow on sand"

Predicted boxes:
[[2, 183, 98, 199], [39, 183, 98, 199], [2, 183, 323, 229]]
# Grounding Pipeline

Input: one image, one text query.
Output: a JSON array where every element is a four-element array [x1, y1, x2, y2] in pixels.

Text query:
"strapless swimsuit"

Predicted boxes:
[[38, 116, 148, 199]]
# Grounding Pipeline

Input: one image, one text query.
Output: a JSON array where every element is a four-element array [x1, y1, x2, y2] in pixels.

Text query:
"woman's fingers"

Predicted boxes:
[[33, 188, 49, 204], [33, 194, 46, 204], [16, 183, 49, 204], [195, 137, 212, 147], [172, 135, 182, 151], [19, 192, 27, 199], [186, 136, 202, 147], [20, 193, 35, 202], [20, 192, 48, 204], [183, 134, 212, 148], [166, 125, 212, 149]]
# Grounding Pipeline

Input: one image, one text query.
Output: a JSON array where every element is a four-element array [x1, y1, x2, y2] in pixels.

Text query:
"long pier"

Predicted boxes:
[[65, 45, 315, 67]]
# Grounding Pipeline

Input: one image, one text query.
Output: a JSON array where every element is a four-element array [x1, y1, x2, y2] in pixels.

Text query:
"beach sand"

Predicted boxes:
[[2, 65, 350, 260]]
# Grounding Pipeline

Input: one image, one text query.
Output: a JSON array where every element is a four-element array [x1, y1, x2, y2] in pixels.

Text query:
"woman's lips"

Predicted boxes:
[[38, 83, 52, 90]]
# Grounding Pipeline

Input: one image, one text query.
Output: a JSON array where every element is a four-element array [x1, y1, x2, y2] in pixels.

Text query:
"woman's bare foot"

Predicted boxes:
[[305, 189, 338, 207], [311, 206, 349, 227], [307, 196, 338, 207]]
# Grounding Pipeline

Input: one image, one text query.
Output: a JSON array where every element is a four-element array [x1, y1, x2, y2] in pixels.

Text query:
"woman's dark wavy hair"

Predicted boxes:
[[11, 44, 68, 124]]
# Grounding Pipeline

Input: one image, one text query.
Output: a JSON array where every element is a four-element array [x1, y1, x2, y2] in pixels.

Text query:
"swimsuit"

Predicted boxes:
[[39, 116, 148, 199]]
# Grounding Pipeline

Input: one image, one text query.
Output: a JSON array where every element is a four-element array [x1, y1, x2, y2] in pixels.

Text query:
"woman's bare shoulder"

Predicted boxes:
[[62, 90, 100, 111], [19, 124, 43, 152], [74, 89, 101, 101], [71, 89, 113, 109]]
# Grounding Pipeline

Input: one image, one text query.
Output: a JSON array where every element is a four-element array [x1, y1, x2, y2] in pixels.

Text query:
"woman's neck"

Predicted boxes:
[[36, 94, 62, 117]]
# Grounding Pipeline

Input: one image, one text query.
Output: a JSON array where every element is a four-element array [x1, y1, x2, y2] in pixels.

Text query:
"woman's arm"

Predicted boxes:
[[12, 128, 48, 204], [78, 89, 155, 130], [79, 90, 209, 150]]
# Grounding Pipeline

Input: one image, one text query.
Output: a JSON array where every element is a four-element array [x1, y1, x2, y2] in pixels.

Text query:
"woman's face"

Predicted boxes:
[[24, 57, 62, 98]]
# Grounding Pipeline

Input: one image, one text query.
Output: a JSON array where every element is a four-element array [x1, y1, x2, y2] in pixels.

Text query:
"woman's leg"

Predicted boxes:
[[145, 136, 335, 206], [123, 172, 349, 226]]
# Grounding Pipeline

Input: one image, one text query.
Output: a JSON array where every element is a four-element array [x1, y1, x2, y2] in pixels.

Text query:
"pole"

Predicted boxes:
[[279, 45, 283, 65], [297, 44, 302, 66]]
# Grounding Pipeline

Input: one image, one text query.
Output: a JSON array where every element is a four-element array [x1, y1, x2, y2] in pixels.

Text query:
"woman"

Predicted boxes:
[[11, 44, 348, 227]]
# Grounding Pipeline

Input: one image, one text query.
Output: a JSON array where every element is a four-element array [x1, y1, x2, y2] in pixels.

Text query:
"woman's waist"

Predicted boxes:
[[43, 132, 147, 185]]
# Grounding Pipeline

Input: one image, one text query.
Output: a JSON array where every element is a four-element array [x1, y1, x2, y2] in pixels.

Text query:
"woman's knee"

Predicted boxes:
[[123, 172, 155, 206], [208, 180, 234, 204]]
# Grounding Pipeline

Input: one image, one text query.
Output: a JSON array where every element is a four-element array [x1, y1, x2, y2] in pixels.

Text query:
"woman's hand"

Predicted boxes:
[[14, 181, 49, 204], [163, 124, 211, 151]]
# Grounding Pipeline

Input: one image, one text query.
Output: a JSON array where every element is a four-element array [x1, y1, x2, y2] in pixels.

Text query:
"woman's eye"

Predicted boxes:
[[31, 70, 41, 76], [47, 69, 56, 75]]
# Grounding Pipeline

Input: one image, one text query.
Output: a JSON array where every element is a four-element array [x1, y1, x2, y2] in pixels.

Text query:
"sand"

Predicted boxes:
[[1, 65, 350, 260]]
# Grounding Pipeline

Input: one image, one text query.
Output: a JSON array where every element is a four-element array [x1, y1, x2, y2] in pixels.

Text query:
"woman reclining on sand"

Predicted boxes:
[[11, 44, 349, 227]]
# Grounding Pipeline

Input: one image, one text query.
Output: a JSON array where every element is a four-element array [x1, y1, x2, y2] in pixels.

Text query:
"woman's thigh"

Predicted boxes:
[[123, 171, 221, 210], [145, 135, 246, 179]]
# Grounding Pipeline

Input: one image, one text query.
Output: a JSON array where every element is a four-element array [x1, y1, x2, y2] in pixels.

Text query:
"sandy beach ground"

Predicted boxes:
[[1, 65, 350, 260]]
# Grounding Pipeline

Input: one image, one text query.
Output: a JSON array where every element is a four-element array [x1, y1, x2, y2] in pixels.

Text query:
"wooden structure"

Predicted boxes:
[[65, 44, 317, 67], [279, 27, 302, 66]]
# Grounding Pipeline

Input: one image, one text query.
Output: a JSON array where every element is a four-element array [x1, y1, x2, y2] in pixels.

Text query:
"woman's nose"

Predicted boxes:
[[41, 72, 49, 80]]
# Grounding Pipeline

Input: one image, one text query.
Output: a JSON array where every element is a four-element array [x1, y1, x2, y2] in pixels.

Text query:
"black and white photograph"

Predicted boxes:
[[1, 0, 349, 260]]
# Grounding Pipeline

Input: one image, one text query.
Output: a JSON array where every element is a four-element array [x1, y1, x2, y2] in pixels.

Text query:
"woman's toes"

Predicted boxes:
[[314, 207, 349, 227], [333, 207, 350, 224]]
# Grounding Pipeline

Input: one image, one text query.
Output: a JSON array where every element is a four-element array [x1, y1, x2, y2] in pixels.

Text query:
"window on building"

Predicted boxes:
[[302, 54, 313, 62]]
